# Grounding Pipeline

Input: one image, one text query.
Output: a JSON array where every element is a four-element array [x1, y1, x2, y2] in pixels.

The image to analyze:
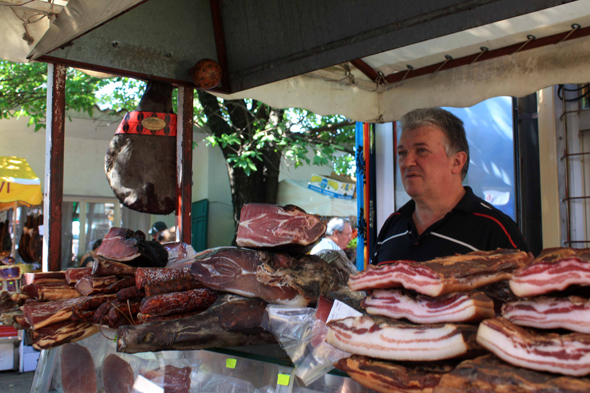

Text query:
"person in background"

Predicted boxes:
[[80, 239, 102, 268], [149, 221, 168, 241], [311, 217, 353, 254], [373, 107, 528, 264]]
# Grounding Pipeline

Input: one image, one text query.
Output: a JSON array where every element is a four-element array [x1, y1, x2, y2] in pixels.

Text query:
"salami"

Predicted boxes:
[[103, 354, 134, 393], [65, 268, 92, 284], [139, 288, 218, 317], [92, 258, 137, 277], [61, 343, 97, 393], [144, 276, 202, 297], [105, 277, 135, 294], [78, 294, 117, 311], [107, 299, 141, 328], [136, 311, 201, 324], [117, 286, 144, 301], [93, 300, 115, 325], [135, 267, 191, 290], [75, 275, 119, 296]]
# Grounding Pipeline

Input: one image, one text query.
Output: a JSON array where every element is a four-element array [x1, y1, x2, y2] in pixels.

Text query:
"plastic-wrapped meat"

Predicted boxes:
[[97, 227, 168, 267], [144, 276, 203, 297], [435, 355, 590, 392], [75, 275, 119, 296], [32, 320, 98, 350], [21, 283, 80, 301], [510, 247, 590, 297], [162, 242, 196, 265], [190, 248, 341, 306], [140, 365, 191, 393], [140, 288, 218, 316], [64, 267, 92, 284], [335, 355, 456, 393], [349, 249, 531, 296], [135, 267, 191, 290], [103, 354, 134, 393], [477, 317, 590, 376], [326, 315, 484, 361], [92, 258, 137, 276], [362, 289, 495, 324], [236, 203, 326, 253], [502, 296, 590, 333], [23, 297, 84, 329], [61, 343, 97, 393]]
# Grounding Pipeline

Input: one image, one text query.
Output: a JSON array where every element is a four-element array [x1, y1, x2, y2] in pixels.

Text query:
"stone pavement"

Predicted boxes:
[[0, 370, 35, 393]]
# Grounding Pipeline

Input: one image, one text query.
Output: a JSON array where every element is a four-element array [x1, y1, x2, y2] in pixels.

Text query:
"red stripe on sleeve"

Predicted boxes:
[[473, 212, 517, 248]]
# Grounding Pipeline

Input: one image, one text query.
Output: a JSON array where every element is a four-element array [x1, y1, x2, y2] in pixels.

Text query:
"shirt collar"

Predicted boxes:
[[397, 186, 477, 217]]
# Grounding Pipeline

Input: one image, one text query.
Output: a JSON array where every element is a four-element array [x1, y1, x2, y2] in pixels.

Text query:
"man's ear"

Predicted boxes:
[[451, 151, 467, 175]]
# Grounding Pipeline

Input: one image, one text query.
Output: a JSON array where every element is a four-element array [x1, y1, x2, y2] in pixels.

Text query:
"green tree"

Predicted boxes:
[[1, 61, 355, 227]]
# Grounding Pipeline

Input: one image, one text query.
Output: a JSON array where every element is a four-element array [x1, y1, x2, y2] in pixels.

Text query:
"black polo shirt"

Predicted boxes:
[[373, 187, 529, 264]]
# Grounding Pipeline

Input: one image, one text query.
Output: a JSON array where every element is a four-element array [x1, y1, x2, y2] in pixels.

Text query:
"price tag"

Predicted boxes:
[[226, 358, 237, 369], [327, 299, 363, 323], [113, 334, 117, 343], [277, 374, 290, 386]]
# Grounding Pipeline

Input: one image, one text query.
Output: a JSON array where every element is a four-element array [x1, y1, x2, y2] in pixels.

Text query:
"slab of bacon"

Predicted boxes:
[[335, 355, 456, 393], [502, 296, 590, 333], [362, 289, 495, 324], [21, 283, 81, 301], [236, 203, 326, 253], [435, 355, 590, 392], [510, 247, 590, 297], [326, 315, 484, 361], [23, 297, 84, 329], [31, 320, 98, 350], [349, 249, 531, 296], [477, 317, 590, 376], [65, 267, 92, 284]]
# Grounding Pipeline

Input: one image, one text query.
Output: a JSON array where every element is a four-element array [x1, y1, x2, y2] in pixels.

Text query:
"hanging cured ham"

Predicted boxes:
[[349, 249, 531, 296], [477, 317, 590, 376], [509, 247, 590, 297], [105, 80, 177, 214]]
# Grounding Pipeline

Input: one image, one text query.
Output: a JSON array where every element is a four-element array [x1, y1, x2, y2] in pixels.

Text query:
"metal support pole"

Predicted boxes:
[[176, 86, 194, 243], [42, 63, 66, 272]]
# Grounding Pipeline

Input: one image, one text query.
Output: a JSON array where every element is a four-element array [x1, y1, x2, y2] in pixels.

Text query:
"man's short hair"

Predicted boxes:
[[326, 217, 351, 236], [400, 107, 470, 180], [92, 239, 102, 251]]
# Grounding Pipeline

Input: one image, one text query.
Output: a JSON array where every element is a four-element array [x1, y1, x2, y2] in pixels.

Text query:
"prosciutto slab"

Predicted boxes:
[[502, 296, 590, 333], [435, 355, 590, 392], [236, 203, 326, 253], [326, 315, 484, 361], [97, 227, 168, 267], [477, 317, 590, 376], [362, 289, 495, 324], [349, 249, 531, 296], [336, 355, 456, 393], [510, 247, 590, 297], [190, 247, 340, 306]]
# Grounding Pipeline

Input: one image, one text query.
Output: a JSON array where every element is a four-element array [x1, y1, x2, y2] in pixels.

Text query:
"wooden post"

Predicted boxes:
[[176, 86, 194, 243], [42, 64, 66, 272]]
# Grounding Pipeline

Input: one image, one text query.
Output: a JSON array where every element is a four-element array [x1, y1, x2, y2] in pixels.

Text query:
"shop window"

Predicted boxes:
[[394, 96, 517, 220]]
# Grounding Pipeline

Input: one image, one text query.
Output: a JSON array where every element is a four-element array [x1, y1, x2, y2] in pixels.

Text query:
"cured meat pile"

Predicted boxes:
[[18, 212, 42, 263]]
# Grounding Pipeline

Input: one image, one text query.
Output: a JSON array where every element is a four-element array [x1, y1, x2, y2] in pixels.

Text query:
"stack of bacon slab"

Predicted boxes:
[[476, 247, 590, 377], [329, 248, 532, 393]]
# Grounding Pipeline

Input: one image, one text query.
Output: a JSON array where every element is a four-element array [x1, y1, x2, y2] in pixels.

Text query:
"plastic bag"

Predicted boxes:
[[197, 372, 260, 393], [135, 357, 197, 393]]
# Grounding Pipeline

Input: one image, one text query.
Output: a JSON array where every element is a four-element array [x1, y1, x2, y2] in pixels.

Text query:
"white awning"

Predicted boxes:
[[276, 179, 356, 217]]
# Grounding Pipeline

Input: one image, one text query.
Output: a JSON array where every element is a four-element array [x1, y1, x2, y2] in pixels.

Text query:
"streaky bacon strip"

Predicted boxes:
[[23, 297, 84, 329], [477, 317, 590, 376], [326, 315, 484, 361], [349, 249, 531, 296], [31, 320, 98, 350], [236, 203, 326, 252], [509, 247, 590, 297], [362, 289, 495, 324], [502, 296, 590, 334], [335, 355, 456, 393]]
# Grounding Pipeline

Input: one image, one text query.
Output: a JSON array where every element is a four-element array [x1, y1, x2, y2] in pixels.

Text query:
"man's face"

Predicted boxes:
[[397, 125, 460, 200], [334, 223, 353, 249]]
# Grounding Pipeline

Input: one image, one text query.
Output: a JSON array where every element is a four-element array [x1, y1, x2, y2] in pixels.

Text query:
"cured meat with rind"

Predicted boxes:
[[510, 247, 590, 297], [434, 354, 590, 392], [92, 258, 137, 276], [23, 297, 84, 329], [32, 320, 98, 350], [336, 355, 456, 393], [362, 289, 495, 324], [477, 317, 590, 376], [236, 203, 326, 253], [190, 247, 341, 306], [139, 288, 217, 316], [61, 343, 97, 393], [502, 296, 590, 333], [75, 275, 119, 296], [326, 315, 484, 361], [136, 267, 191, 290], [349, 249, 531, 296], [103, 354, 134, 393], [97, 227, 168, 267], [117, 294, 276, 353]]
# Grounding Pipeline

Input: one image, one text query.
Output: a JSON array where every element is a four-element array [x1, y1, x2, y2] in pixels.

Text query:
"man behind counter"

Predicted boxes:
[[373, 107, 528, 264]]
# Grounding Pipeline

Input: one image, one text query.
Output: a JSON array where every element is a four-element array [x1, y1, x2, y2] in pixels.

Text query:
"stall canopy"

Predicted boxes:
[[276, 179, 356, 218], [0, 156, 43, 211], [2, 0, 590, 121]]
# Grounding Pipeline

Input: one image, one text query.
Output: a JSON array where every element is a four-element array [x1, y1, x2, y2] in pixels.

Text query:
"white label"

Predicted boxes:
[[326, 300, 363, 323]]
